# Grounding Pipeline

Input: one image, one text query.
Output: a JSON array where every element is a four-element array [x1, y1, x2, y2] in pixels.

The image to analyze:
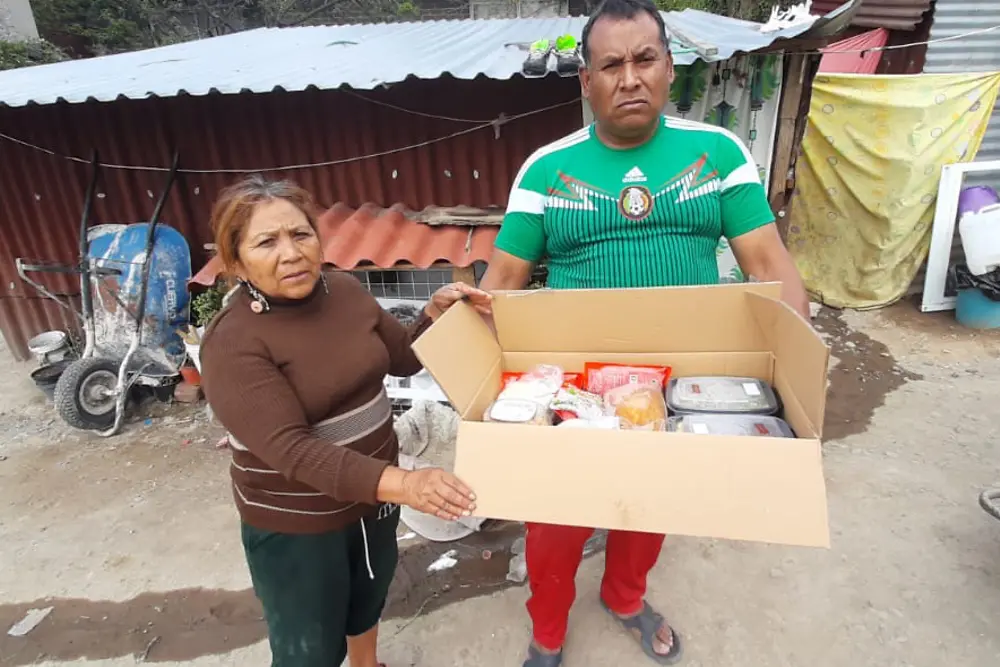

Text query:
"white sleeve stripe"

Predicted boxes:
[[720, 162, 761, 191], [506, 188, 546, 215], [663, 116, 758, 167], [730, 134, 757, 166]]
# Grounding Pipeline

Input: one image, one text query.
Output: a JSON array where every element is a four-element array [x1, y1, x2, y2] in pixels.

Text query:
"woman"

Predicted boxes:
[[199, 175, 490, 667]]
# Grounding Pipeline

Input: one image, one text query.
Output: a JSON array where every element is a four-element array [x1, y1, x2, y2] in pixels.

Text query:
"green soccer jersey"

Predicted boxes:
[[494, 115, 775, 289]]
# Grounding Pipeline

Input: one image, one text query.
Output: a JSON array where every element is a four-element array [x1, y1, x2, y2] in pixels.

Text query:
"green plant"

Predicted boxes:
[[191, 284, 225, 327], [0, 39, 67, 71]]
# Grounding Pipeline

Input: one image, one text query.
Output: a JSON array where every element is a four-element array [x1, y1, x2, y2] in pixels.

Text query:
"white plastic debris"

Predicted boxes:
[[8, 607, 53, 637], [506, 537, 528, 583], [760, 0, 815, 33], [427, 549, 459, 573]]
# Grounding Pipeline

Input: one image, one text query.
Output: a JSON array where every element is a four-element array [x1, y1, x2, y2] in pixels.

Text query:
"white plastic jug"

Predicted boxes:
[[959, 202, 1000, 276]]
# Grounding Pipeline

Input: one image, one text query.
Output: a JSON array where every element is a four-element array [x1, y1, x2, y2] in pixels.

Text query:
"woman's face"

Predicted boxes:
[[235, 198, 323, 300]]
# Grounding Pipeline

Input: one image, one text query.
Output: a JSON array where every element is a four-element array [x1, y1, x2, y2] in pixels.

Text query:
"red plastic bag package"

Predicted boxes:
[[583, 363, 671, 395]]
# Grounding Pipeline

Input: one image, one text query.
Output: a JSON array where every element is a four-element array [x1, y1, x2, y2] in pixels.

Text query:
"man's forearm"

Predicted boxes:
[[730, 225, 812, 321], [759, 258, 811, 320], [478, 251, 536, 334]]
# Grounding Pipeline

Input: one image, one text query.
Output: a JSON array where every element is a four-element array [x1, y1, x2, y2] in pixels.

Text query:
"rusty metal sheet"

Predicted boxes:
[[812, 0, 931, 30], [0, 76, 579, 359]]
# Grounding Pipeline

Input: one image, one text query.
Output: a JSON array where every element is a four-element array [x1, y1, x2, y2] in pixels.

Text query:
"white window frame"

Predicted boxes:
[[921, 159, 1000, 313]]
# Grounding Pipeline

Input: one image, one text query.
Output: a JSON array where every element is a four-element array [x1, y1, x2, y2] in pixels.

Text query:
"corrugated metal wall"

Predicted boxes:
[[0, 75, 581, 359], [924, 0, 1000, 184], [912, 0, 1000, 295]]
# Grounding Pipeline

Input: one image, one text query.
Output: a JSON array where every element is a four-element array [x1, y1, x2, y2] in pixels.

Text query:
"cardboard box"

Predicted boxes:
[[412, 282, 831, 548]]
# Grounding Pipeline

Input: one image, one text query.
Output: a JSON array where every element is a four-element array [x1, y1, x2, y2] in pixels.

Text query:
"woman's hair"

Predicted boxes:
[[209, 174, 319, 272]]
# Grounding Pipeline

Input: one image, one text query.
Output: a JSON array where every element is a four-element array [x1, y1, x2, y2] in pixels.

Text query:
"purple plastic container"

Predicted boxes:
[[958, 186, 1000, 217]]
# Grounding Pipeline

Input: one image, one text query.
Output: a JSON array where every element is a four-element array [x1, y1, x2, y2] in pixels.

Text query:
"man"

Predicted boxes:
[[478, 0, 810, 665]]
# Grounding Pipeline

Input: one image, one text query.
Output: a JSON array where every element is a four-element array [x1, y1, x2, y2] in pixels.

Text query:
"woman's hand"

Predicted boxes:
[[401, 468, 477, 521], [425, 282, 492, 320]]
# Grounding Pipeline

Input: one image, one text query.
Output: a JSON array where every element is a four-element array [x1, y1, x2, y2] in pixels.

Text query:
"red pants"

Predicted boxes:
[[525, 523, 665, 651]]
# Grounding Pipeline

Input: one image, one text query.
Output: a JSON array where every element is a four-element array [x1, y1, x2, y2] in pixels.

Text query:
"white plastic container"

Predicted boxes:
[[667, 414, 795, 438], [959, 203, 1000, 276]]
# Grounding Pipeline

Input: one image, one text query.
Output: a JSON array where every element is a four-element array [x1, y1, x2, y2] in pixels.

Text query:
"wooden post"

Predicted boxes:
[[768, 53, 809, 241], [451, 265, 477, 286]]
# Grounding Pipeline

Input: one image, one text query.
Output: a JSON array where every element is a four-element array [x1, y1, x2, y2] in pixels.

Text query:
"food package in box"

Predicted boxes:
[[665, 376, 780, 415], [483, 364, 564, 426], [484, 399, 552, 425], [604, 384, 667, 431], [667, 414, 795, 438]]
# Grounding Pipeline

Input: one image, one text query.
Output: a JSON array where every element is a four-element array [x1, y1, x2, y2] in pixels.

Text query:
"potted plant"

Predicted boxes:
[[182, 282, 227, 373]]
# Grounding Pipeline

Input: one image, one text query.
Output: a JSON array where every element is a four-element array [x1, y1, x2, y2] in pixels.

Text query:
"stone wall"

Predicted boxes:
[[0, 0, 39, 41]]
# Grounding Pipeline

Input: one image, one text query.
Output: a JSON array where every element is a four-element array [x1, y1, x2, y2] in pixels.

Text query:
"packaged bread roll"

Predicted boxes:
[[603, 385, 667, 431]]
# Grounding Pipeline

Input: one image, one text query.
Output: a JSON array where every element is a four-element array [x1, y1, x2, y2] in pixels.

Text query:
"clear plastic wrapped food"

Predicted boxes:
[[497, 364, 564, 410], [504, 371, 582, 390], [667, 414, 795, 438], [551, 385, 606, 421], [603, 384, 667, 431], [665, 376, 780, 415], [483, 399, 552, 425]]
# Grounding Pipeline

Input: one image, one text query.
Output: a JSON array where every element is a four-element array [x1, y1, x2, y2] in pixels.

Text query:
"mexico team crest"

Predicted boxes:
[[619, 185, 653, 221]]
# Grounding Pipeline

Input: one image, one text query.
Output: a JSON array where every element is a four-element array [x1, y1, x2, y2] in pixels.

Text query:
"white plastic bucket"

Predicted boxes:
[[27, 331, 70, 364], [960, 202, 1000, 276]]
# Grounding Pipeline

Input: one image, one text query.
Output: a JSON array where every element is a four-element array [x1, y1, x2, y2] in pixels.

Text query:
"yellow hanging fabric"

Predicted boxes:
[[787, 72, 1000, 309]]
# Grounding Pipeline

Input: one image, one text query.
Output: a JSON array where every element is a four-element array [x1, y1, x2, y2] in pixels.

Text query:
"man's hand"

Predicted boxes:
[[729, 223, 811, 320]]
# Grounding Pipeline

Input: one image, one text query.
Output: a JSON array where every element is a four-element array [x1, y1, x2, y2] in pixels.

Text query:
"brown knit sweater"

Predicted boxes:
[[200, 271, 431, 533]]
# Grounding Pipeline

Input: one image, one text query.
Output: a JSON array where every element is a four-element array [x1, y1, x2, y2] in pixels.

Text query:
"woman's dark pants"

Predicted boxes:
[[241, 507, 400, 667]]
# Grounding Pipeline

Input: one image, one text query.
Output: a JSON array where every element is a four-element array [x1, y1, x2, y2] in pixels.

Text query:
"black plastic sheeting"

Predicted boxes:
[[948, 264, 1000, 301]]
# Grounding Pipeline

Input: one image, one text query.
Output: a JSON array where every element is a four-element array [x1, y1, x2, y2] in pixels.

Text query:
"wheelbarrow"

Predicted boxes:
[[15, 152, 192, 436]]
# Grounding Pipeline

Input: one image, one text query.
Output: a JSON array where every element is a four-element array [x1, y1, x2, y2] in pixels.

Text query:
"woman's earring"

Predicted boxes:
[[320, 272, 329, 295], [239, 278, 270, 314]]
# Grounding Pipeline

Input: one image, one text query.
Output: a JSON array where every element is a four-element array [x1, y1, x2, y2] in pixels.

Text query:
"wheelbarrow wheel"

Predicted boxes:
[[54, 357, 121, 431], [980, 488, 1000, 522]]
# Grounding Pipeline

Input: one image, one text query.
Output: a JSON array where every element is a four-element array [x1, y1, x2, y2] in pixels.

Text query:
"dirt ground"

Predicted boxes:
[[2, 299, 1000, 666]]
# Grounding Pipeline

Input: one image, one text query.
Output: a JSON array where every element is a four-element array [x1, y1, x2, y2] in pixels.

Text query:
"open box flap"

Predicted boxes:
[[746, 293, 830, 437], [491, 283, 783, 353], [412, 301, 501, 417]]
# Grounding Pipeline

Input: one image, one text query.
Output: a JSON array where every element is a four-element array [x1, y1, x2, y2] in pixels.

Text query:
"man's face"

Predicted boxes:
[[580, 12, 675, 141]]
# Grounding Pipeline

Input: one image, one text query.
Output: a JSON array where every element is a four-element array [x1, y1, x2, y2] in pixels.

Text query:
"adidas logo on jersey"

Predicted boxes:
[[623, 166, 647, 183]]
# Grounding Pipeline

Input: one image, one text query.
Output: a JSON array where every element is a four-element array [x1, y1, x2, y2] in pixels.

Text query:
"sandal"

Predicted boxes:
[[523, 643, 563, 667], [601, 599, 683, 665]]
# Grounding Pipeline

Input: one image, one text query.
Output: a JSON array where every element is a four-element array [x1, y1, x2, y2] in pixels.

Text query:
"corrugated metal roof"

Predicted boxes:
[[811, 0, 931, 31], [189, 202, 500, 286], [0, 2, 862, 108]]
